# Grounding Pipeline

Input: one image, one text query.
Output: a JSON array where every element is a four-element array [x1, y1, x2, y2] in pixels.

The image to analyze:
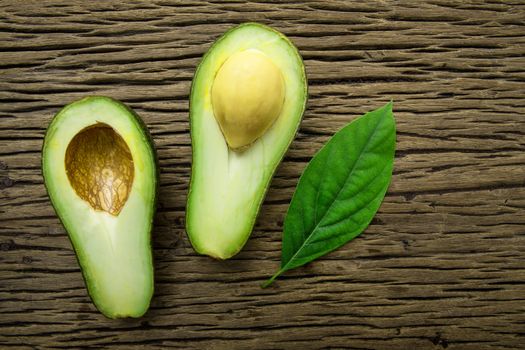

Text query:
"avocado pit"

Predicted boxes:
[[65, 123, 134, 216], [211, 49, 285, 150]]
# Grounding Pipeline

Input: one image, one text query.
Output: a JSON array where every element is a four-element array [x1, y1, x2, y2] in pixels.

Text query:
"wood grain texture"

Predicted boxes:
[[1, 1, 524, 349]]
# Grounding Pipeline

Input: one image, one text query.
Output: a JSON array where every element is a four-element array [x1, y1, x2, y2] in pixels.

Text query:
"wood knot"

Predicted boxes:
[[430, 332, 449, 348], [404, 192, 416, 201], [0, 176, 14, 189], [0, 239, 14, 251]]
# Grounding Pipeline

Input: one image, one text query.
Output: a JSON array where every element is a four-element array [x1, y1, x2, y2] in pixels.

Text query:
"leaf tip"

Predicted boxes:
[[385, 100, 394, 112]]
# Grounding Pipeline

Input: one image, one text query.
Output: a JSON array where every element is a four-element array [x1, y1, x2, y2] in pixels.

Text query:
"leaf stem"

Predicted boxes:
[[261, 269, 285, 288]]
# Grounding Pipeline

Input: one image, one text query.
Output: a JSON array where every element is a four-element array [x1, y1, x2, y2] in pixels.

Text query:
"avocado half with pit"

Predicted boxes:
[[42, 96, 157, 318], [186, 23, 308, 259]]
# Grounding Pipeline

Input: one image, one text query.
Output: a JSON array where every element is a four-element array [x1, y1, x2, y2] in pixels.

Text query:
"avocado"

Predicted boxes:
[[186, 23, 308, 259], [42, 96, 157, 318]]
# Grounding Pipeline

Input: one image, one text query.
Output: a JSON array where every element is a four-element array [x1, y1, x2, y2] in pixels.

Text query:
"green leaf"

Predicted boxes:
[[262, 102, 396, 288]]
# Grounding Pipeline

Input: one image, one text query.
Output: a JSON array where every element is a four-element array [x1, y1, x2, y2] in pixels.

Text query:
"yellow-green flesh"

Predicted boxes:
[[187, 23, 307, 259], [42, 96, 156, 318]]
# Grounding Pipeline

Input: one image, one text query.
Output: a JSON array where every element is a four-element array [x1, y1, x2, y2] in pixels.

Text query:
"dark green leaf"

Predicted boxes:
[[263, 102, 396, 287]]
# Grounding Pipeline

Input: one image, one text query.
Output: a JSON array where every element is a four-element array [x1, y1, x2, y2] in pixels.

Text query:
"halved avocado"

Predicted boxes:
[[42, 96, 157, 318], [186, 23, 308, 259]]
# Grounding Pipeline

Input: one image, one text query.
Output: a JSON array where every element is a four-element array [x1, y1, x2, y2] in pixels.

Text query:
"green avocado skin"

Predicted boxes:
[[42, 96, 158, 319], [186, 23, 308, 260]]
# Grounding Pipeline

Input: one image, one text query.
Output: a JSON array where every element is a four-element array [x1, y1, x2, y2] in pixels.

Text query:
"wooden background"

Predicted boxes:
[[1, 1, 524, 349]]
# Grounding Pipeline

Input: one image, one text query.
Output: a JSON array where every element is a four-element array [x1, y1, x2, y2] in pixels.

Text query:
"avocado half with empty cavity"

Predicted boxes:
[[42, 96, 157, 318], [186, 23, 308, 259]]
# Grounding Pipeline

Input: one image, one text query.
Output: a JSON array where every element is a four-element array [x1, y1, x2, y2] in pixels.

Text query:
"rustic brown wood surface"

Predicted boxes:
[[1, 1, 524, 349]]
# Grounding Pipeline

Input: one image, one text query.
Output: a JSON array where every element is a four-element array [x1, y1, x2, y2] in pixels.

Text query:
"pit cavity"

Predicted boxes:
[[65, 123, 134, 216]]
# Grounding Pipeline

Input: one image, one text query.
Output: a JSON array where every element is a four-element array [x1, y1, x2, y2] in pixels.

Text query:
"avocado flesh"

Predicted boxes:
[[187, 23, 307, 259], [42, 96, 157, 318]]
